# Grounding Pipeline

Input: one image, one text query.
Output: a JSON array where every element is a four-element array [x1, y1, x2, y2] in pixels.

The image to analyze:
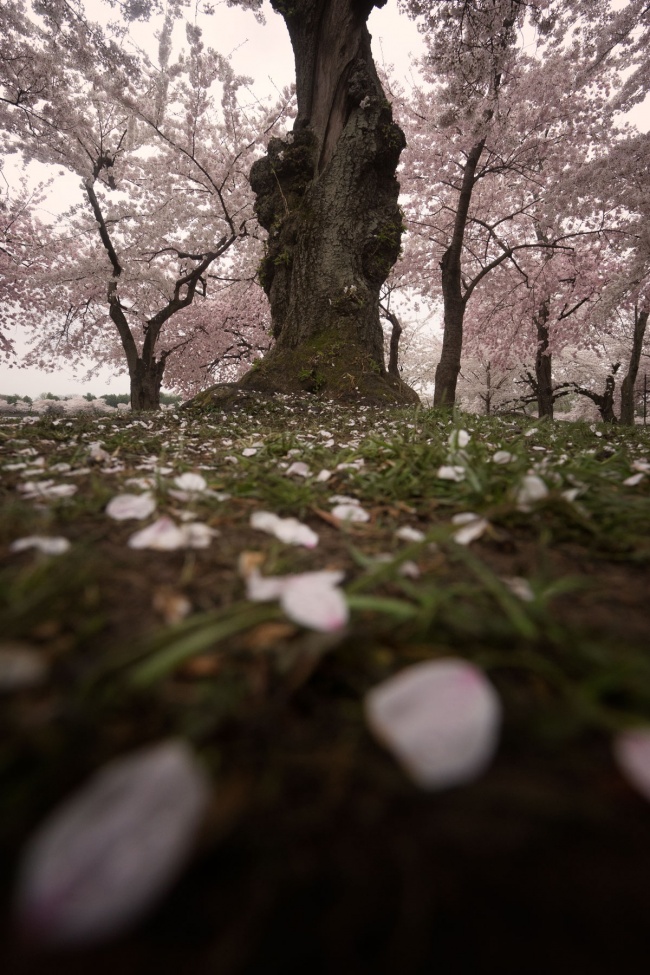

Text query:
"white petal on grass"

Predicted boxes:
[[242, 448, 257, 458], [448, 429, 470, 450], [316, 469, 332, 482], [246, 569, 347, 631], [15, 740, 210, 946], [515, 474, 548, 511], [10, 536, 71, 555], [181, 522, 219, 549], [88, 443, 110, 463], [436, 465, 466, 482], [623, 472, 645, 487], [173, 472, 207, 493], [395, 526, 426, 543], [280, 573, 348, 632], [331, 503, 370, 523], [365, 658, 501, 790], [18, 481, 78, 500], [398, 560, 420, 579], [561, 488, 581, 502], [451, 514, 489, 546], [0, 644, 49, 691], [285, 461, 311, 478], [246, 570, 287, 602], [106, 493, 156, 521], [502, 576, 534, 602], [127, 517, 187, 551], [492, 450, 515, 465], [613, 728, 650, 804], [250, 510, 319, 548]]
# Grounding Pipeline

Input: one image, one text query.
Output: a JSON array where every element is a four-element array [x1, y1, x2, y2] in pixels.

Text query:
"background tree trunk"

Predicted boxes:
[[433, 139, 485, 408], [534, 307, 554, 419], [620, 308, 649, 425], [239, 0, 418, 405]]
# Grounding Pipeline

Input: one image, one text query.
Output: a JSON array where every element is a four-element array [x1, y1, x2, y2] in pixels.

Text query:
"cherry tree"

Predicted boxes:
[[0, 0, 288, 409], [395, 0, 631, 411]]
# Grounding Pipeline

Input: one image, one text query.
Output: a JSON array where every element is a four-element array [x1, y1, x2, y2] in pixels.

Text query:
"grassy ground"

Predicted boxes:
[[1, 394, 650, 974]]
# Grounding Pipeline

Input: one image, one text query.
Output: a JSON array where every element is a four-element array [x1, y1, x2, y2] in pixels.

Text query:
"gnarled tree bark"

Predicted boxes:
[[236, 0, 418, 405], [620, 307, 649, 425]]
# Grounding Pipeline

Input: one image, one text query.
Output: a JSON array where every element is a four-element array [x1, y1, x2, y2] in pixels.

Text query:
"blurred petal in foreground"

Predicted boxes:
[[15, 740, 210, 947], [365, 658, 501, 790]]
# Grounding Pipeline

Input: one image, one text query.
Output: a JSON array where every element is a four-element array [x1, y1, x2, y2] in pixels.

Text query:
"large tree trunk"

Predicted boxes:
[[620, 308, 649, 425], [129, 356, 165, 411], [433, 139, 485, 408], [238, 0, 417, 405], [534, 305, 554, 419]]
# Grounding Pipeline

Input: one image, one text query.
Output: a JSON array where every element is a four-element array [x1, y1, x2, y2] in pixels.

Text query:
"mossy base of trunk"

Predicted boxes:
[[187, 332, 419, 411]]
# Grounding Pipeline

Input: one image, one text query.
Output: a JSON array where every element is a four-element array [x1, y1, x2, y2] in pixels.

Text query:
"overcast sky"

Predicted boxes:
[[0, 0, 425, 398]]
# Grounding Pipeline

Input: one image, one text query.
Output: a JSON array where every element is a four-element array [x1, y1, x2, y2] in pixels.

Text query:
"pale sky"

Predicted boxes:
[[0, 0, 425, 398]]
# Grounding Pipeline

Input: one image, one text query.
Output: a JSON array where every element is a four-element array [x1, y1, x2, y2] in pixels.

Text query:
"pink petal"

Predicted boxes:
[[280, 573, 348, 632], [15, 741, 210, 946], [613, 728, 650, 803], [365, 658, 501, 790]]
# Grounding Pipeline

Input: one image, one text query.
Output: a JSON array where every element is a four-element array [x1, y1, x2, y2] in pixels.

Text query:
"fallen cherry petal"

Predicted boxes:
[[451, 514, 489, 546], [448, 429, 470, 450], [280, 572, 348, 632], [15, 740, 210, 946], [623, 472, 645, 487], [10, 536, 70, 555], [173, 472, 207, 493], [331, 503, 370, 523], [250, 511, 318, 548], [106, 493, 156, 521], [0, 643, 49, 691], [365, 658, 501, 790], [127, 517, 187, 551], [285, 461, 311, 478], [436, 465, 465, 482], [395, 526, 425, 543], [492, 450, 514, 465], [181, 522, 219, 549], [515, 474, 548, 510], [613, 728, 650, 803]]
